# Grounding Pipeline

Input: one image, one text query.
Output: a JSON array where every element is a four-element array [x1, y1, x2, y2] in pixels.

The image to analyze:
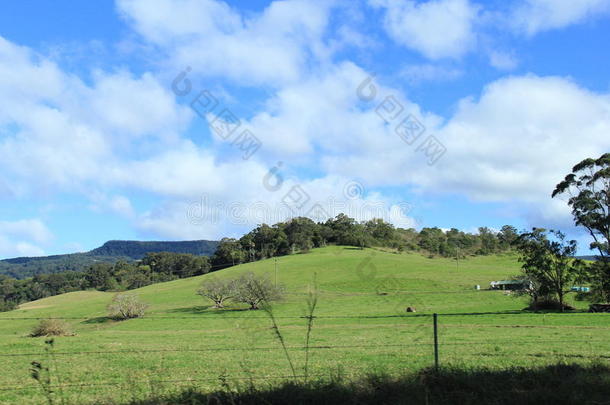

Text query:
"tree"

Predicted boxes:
[[85, 263, 116, 290], [478, 227, 499, 255], [212, 238, 246, 267], [498, 225, 519, 249], [418, 227, 446, 255], [107, 293, 148, 319], [515, 228, 584, 311], [325, 214, 360, 245], [283, 217, 317, 252], [552, 153, 610, 302], [197, 278, 236, 308], [234, 272, 283, 310], [364, 219, 395, 244]]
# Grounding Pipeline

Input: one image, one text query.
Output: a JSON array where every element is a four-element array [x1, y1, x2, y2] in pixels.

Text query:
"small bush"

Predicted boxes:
[[108, 293, 148, 319], [30, 319, 73, 337]]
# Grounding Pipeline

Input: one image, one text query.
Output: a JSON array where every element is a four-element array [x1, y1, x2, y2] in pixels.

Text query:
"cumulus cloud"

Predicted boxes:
[[370, 0, 478, 59], [135, 173, 419, 240], [0, 35, 191, 195], [3, 0, 609, 245], [239, 61, 438, 165], [488, 50, 518, 71], [421, 75, 610, 204], [257, 71, 610, 229], [89, 193, 136, 218], [512, 0, 610, 36], [400, 63, 463, 84], [117, 0, 336, 86], [0, 219, 53, 258]]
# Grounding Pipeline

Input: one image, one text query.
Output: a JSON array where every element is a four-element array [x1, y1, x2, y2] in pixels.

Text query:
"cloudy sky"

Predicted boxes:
[[1, 0, 609, 258]]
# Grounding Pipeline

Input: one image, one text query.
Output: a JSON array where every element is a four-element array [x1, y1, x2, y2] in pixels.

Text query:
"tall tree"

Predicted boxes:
[[552, 153, 610, 302], [516, 228, 584, 311], [498, 225, 519, 249]]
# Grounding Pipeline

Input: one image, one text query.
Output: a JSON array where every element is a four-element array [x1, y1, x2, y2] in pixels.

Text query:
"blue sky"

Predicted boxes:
[[1, 0, 610, 258]]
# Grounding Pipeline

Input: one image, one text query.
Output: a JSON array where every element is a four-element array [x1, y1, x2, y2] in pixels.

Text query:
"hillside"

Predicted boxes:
[[1, 246, 607, 404], [0, 239, 219, 279]]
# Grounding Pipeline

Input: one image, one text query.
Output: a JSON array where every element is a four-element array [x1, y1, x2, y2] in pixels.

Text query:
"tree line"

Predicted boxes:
[[211, 214, 519, 269]]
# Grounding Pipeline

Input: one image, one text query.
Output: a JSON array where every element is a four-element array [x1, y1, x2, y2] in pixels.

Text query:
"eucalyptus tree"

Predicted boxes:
[[552, 153, 610, 302], [516, 228, 584, 311]]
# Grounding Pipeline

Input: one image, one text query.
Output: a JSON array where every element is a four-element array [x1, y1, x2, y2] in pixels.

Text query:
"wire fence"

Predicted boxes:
[[0, 312, 609, 398]]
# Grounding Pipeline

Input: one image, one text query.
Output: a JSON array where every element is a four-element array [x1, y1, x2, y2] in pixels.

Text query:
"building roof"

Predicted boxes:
[[490, 280, 526, 285]]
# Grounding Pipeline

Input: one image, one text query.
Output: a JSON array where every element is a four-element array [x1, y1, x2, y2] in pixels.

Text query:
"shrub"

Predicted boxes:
[[107, 293, 148, 319], [197, 278, 236, 308], [234, 272, 283, 310], [30, 319, 73, 337]]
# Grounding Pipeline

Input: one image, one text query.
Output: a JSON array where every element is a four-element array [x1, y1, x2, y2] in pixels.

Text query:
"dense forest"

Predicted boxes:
[[0, 240, 219, 279], [0, 215, 519, 312]]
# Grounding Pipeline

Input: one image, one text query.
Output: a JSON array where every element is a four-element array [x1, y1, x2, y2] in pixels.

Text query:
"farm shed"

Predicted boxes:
[[490, 280, 531, 291]]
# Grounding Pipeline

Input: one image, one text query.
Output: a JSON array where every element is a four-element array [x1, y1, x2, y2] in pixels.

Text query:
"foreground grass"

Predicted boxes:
[[0, 247, 608, 404], [123, 363, 610, 405]]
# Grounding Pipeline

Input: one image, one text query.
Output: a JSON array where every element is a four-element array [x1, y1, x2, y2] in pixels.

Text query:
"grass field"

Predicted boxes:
[[0, 246, 608, 404]]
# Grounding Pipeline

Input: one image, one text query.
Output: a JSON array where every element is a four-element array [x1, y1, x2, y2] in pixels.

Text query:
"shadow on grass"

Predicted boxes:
[[126, 363, 610, 405], [166, 306, 251, 315], [81, 316, 114, 324]]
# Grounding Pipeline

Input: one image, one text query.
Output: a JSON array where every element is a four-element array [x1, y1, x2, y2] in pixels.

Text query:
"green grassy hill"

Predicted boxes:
[[0, 247, 607, 404]]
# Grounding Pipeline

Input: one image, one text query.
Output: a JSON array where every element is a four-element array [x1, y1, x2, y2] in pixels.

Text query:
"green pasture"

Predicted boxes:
[[0, 247, 608, 404]]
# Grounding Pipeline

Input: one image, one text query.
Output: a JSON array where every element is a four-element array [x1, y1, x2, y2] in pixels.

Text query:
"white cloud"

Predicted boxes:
[[488, 50, 518, 71], [0, 219, 53, 244], [135, 173, 419, 240], [117, 0, 336, 86], [400, 64, 463, 84], [0, 219, 54, 258], [3, 0, 609, 245], [109, 196, 135, 218], [370, 0, 478, 59], [421, 75, 610, 204], [0, 35, 190, 195], [0, 239, 46, 258], [85, 70, 191, 141], [110, 141, 269, 198], [89, 193, 136, 218], [263, 72, 610, 228], [512, 0, 610, 36], [240, 61, 437, 163]]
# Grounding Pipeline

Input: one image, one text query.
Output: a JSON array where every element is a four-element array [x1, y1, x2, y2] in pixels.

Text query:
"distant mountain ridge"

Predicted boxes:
[[89, 240, 219, 259], [0, 240, 219, 279]]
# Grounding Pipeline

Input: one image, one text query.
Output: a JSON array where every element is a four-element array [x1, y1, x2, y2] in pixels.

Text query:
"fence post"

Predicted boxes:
[[433, 313, 439, 371]]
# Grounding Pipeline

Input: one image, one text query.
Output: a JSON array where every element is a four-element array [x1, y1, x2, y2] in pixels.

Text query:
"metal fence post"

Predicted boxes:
[[433, 313, 439, 371]]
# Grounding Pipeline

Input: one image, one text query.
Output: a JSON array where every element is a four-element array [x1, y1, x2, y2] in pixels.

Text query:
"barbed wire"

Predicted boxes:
[[0, 343, 428, 358], [0, 311, 602, 321], [0, 339, 608, 359]]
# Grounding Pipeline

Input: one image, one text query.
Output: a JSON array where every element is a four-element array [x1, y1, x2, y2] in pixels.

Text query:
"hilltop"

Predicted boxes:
[[0, 239, 219, 279]]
